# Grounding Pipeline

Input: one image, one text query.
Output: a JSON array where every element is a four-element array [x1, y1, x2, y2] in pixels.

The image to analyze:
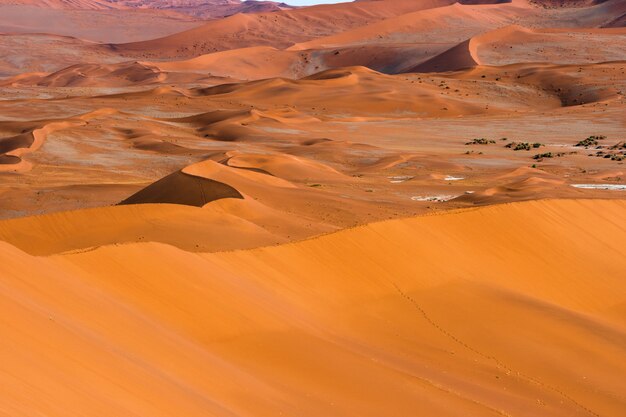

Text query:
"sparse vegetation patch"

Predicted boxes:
[[586, 140, 625, 161], [575, 135, 606, 148], [465, 138, 495, 145], [533, 152, 566, 160], [505, 142, 544, 151]]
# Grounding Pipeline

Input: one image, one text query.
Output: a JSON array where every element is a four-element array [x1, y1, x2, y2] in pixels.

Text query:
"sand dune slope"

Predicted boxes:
[[0, 203, 285, 254], [113, 0, 461, 58], [413, 25, 626, 72], [0, 199, 624, 416]]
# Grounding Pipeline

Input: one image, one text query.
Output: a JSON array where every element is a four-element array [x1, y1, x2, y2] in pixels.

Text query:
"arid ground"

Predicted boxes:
[[0, 0, 625, 416]]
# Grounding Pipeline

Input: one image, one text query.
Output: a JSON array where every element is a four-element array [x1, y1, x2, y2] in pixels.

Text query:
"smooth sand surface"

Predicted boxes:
[[0, 199, 625, 416]]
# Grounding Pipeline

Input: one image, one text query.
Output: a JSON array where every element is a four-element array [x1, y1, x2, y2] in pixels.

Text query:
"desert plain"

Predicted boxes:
[[0, 0, 625, 416]]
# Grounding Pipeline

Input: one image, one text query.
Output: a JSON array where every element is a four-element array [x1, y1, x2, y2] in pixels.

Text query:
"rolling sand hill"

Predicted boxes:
[[7, 0, 622, 80], [0, 199, 624, 416], [113, 0, 464, 58], [1, 59, 624, 221]]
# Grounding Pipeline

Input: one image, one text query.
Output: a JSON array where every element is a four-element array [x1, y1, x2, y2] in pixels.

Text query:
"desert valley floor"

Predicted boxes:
[[0, 0, 625, 416]]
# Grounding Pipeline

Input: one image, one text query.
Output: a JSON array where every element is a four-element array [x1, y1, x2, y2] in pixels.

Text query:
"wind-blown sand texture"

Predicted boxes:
[[0, 199, 625, 416]]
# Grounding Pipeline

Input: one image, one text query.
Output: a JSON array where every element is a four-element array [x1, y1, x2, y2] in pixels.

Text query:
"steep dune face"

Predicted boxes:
[[0, 199, 624, 416], [119, 170, 243, 206], [411, 39, 480, 72]]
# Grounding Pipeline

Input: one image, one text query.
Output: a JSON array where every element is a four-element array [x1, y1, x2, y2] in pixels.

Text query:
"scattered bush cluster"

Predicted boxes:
[[592, 151, 625, 161], [575, 135, 606, 148], [505, 142, 544, 151], [533, 152, 565, 160], [584, 138, 625, 162], [465, 138, 495, 145]]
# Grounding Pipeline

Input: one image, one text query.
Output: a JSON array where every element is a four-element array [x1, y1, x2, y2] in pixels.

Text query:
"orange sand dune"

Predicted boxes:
[[163, 107, 319, 141], [1, 5, 625, 415], [289, 1, 524, 51], [225, 152, 348, 182], [0, 203, 285, 255], [413, 24, 626, 72], [113, 0, 461, 59], [151, 46, 302, 80], [27, 62, 164, 87], [0, 199, 624, 416], [107, 0, 622, 77], [1, 60, 623, 219], [184, 65, 566, 117], [448, 61, 624, 106], [472, 25, 626, 66], [6, 0, 624, 82]]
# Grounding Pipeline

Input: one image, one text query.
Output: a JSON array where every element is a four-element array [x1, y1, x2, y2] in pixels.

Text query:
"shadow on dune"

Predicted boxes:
[[119, 170, 243, 207]]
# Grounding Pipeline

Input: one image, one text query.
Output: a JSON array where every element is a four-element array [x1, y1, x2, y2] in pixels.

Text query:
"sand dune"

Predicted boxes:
[[472, 25, 626, 66], [289, 1, 523, 51], [119, 169, 243, 206], [5, 0, 623, 83], [1, 59, 624, 219], [414, 24, 626, 72], [28, 62, 164, 87], [225, 152, 348, 182], [1, 1, 626, 414], [164, 107, 319, 141], [183, 66, 519, 117], [0, 203, 285, 255], [151, 46, 302, 80], [0, 199, 624, 416], [0, 4, 200, 43], [113, 0, 462, 59]]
